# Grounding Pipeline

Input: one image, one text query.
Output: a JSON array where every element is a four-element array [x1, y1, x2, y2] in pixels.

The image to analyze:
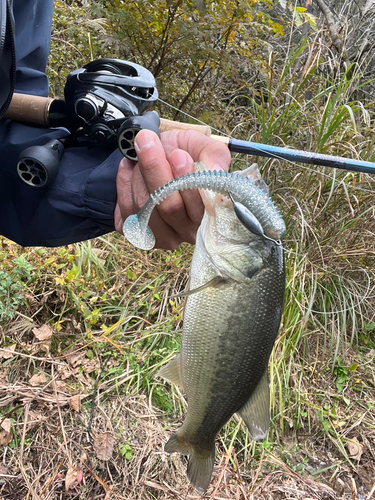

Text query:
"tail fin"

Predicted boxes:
[[187, 448, 215, 494], [165, 433, 215, 494]]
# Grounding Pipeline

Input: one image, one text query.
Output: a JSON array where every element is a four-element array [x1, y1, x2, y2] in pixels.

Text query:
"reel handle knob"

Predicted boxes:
[[17, 139, 64, 187], [118, 111, 160, 161]]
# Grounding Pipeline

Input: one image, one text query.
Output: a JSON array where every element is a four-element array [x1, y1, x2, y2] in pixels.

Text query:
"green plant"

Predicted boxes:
[[0, 256, 34, 322], [86, 0, 283, 116], [333, 357, 358, 393], [119, 443, 134, 460]]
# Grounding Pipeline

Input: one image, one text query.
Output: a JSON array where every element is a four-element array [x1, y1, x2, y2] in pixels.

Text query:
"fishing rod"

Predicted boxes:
[[212, 137, 375, 175], [4, 58, 375, 187]]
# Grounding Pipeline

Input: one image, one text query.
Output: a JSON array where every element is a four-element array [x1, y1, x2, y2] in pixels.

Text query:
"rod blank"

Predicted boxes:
[[227, 138, 375, 175]]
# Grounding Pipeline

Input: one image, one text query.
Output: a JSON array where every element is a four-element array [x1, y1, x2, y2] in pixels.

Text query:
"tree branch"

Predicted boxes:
[[314, 0, 350, 64]]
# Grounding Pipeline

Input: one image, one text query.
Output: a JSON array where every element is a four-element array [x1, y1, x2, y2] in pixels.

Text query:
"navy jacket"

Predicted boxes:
[[0, 0, 120, 246]]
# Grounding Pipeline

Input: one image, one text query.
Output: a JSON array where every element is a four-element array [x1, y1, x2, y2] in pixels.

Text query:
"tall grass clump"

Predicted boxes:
[[226, 41, 375, 461]]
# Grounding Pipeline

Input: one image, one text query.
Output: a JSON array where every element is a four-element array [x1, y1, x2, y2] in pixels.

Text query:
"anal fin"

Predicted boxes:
[[238, 370, 270, 441]]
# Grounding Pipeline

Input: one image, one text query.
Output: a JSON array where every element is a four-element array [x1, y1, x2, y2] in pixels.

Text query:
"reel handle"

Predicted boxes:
[[4, 93, 69, 128], [17, 139, 64, 188]]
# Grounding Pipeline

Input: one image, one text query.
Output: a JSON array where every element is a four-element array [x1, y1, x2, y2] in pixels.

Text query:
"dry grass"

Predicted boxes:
[[1, 224, 375, 499], [1, 375, 373, 500]]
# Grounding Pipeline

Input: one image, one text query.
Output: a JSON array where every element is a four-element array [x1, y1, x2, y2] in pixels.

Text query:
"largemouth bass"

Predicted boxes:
[[157, 163, 285, 493], [123, 162, 285, 493]]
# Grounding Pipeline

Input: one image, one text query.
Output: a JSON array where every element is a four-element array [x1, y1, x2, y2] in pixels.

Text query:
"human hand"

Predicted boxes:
[[114, 129, 231, 250]]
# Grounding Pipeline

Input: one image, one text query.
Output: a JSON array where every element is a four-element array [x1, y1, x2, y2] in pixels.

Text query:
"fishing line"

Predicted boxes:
[[157, 98, 375, 196], [158, 97, 231, 138]]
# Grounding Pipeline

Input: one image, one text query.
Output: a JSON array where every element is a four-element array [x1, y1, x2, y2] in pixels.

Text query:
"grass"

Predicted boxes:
[[1, 37, 375, 500]]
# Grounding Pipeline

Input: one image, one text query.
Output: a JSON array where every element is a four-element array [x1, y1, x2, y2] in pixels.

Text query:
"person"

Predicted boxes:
[[0, 0, 230, 250]]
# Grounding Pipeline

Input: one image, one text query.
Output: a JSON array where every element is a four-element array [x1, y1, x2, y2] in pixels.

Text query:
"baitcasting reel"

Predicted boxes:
[[17, 58, 160, 187]]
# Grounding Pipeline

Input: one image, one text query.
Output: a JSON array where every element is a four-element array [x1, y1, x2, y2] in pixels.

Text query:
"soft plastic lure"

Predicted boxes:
[[123, 162, 286, 250]]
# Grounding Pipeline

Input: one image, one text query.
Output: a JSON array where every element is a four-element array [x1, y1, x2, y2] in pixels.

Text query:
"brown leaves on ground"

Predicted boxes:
[[0, 377, 86, 409], [32, 324, 53, 341], [28, 372, 47, 386], [346, 437, 364, 461], [93, 432, 116, 461], [1, 391, 374, 500], [65, 465, 83, 491], [0, 418, 12, 446], [69, 394, 81, 412], [0, 344, 16, 359], [57, 345, 100, 382]]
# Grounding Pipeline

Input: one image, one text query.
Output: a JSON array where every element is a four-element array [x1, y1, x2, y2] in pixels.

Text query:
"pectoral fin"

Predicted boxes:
[[157, 354, 183, 387], [238, 370, 270, 441], [171, 275, 226, 299], [210, 252, 263, 282]]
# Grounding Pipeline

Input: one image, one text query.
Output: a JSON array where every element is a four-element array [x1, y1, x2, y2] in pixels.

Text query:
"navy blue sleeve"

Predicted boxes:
[[0, 0, 119, 247]]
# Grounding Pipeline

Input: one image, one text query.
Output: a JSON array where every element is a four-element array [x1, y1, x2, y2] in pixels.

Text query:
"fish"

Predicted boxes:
[[157, 162, 286, 494]]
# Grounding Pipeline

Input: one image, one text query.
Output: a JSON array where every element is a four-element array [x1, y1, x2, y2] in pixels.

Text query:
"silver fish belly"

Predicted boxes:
[[158, 164, 285, 493]]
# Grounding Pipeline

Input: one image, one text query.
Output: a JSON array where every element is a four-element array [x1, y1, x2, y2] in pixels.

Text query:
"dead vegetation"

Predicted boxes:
[[1, 230, 375, 499], [1, 367, 374, 500]]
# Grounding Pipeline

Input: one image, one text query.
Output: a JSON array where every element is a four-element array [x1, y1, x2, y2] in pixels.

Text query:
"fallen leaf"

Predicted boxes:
[[0, 463, 8, 474], [346, 437, 364, 461], [82, 359, 100, 374], [0, 344, 16, 359], [0, 418, 12, 446], [66, 345, 85, 368], [57, 364, 74, 380], [29, 372, 47, 386], [32, 324, 53, 341], [1, 419, 10, 433], [54, 380, 67, 392], [69, 395, 81, 412], [65, 465, 78, 491], [93, 432, 116, 461]]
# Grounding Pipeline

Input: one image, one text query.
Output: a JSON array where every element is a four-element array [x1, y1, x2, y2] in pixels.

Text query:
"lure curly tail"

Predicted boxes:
[[123, 162, 286, 250]]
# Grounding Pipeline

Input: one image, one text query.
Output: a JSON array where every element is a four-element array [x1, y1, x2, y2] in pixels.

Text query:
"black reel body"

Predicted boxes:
[[17, 58, 159, 187]]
